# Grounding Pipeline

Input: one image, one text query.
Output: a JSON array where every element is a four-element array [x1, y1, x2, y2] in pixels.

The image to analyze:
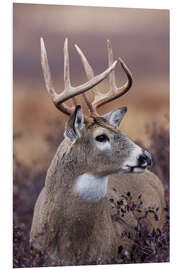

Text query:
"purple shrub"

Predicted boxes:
[[13, 121, 169, 267]]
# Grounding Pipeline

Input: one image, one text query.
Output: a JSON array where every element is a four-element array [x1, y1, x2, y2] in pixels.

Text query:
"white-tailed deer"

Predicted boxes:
[[30, 38, 165, 266]]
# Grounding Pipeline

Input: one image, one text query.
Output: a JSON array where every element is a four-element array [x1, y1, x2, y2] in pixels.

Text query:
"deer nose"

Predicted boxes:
[[138, 150, 152, 167]]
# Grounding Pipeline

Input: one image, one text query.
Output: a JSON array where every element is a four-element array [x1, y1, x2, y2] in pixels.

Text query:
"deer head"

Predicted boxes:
[[30, 39, 165, 266], [41, 38, 152, 180]]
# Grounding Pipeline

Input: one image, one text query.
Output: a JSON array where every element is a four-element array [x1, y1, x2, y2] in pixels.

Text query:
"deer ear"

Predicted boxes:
[[103, 106, 127, 127], [64, 105, 84, 142]]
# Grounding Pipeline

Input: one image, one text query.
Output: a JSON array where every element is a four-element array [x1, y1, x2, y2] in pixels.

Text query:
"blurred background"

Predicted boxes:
[[13, 3, 169, 173], [13, 4, 169, 266]]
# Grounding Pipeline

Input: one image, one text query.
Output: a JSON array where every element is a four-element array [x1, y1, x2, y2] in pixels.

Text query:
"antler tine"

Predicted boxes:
[[41, 37, 118, 116], [41, 37, 73, 115], [64, 38, 77, 109], [64, 38, 70, 89], [107, 40, 117, 94], [92, 40, 133, 111], [74, 44, 105, 114], [107, 39, 133, 98], [40, 37, 57, 101]]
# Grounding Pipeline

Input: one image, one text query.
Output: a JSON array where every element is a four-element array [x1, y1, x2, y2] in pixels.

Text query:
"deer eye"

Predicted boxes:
[[95, 134, 109, 142]]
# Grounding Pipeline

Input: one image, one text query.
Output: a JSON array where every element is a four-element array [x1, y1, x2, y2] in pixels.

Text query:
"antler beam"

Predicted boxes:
[[76, 40, 133, 115], [40, 37, 118, 116]]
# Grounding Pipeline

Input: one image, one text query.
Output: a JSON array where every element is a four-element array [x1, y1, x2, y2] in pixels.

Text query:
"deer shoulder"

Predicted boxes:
[[30, 39, 166, 266]]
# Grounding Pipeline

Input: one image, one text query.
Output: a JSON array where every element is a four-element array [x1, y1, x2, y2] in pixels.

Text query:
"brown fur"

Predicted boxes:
[[30, 116, 165, 266]]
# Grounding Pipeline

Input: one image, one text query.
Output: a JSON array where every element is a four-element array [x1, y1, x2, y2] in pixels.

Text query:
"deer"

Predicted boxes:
[[30, 38, 166, 266]]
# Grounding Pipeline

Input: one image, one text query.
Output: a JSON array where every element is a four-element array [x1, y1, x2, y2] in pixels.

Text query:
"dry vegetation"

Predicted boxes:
[[13, 4, 169, 267], [13, 121, 169, 267]]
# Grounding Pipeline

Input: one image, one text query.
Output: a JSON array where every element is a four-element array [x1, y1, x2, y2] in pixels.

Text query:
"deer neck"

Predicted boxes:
[[74, 173, 108, 201], [44, 138, 112, 243], [45, 138, 109, 200]]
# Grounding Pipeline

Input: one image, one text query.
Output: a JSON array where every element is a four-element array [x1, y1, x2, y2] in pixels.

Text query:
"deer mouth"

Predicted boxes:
[[124, 149, 152, 173], [127, 165, 147, 173]]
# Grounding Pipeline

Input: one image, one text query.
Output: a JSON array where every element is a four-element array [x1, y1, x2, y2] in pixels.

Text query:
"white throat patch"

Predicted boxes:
[[74, 173, 108, 202]]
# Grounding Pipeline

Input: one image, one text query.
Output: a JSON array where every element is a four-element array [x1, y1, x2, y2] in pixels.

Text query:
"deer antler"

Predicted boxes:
[[75, 40, 133, 115], [40, 38, 118, 116]]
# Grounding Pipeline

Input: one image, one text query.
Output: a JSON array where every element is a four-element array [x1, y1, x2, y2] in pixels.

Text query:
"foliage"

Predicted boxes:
[[13, 123, 169, 267]]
